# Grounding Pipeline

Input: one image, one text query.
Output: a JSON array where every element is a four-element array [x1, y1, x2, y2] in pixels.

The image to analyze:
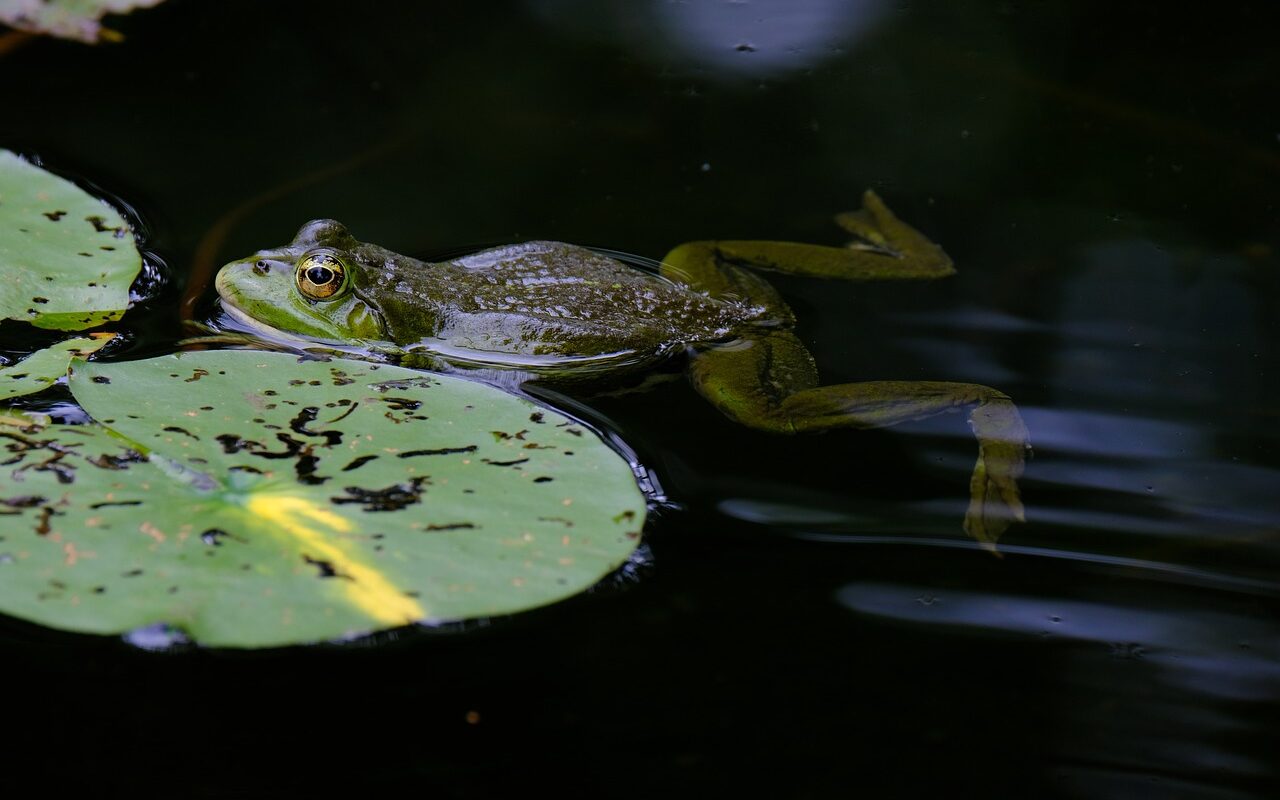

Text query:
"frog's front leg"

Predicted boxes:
[[688, 330, 1029, 550]]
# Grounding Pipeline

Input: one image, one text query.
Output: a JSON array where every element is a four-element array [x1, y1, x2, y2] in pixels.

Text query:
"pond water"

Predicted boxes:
[[3, 1, 1278, 796]]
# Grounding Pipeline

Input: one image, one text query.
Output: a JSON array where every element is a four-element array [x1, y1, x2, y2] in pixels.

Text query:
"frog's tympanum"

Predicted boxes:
[[215, 191, 1029, 546]]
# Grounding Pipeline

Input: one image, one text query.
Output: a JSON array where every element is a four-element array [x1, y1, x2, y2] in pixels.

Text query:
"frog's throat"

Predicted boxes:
[[220, 301, 336, 347]]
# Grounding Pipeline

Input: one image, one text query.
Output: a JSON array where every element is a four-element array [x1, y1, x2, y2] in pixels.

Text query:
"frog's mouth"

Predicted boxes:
[[217, 300, 302, 341]]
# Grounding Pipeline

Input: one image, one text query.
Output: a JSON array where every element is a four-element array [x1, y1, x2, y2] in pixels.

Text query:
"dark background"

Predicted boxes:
[[3, 1, 1278, 796]]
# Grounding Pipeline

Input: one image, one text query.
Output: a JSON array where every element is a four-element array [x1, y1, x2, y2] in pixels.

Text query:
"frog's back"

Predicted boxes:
[[372, 241, 763, 373]]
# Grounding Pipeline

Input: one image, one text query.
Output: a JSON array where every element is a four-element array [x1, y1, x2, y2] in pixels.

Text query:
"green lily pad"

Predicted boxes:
[[0, 334, 115, 399], [0, 150, 141, 329], [0, 351, 646, 648], [0, 0, 163, 43]]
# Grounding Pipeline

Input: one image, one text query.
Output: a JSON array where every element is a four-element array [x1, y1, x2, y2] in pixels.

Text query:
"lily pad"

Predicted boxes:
[[0, 351, 646, 648], [0, 150, 141, 329], [0, 0, 163, 43], [0, 333, 114, 399]]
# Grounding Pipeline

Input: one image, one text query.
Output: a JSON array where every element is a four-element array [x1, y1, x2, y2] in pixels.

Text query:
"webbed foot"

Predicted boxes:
[[962, 397, 1030, 552]]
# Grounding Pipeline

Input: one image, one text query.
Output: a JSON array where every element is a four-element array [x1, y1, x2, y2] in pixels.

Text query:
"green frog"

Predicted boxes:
[[214, 191, 1028, 546]]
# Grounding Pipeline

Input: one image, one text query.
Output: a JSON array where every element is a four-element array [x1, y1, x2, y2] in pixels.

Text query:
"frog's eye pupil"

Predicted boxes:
[[296, 252, 348, 300], [306, 266, 334, 285]]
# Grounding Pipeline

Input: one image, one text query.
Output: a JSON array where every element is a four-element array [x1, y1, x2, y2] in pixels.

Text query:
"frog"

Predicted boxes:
[[214, 190, 1028, 547]]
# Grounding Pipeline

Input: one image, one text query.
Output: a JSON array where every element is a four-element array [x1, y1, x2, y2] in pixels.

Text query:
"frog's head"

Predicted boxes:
[[214, 220, 387, 344]]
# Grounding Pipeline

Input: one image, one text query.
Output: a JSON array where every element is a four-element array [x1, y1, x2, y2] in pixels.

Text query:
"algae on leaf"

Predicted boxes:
[[0, 334, 114, 399], [0, 0, 163, 43], [0, 150, 141, 330], [0, 351, 647, 648]]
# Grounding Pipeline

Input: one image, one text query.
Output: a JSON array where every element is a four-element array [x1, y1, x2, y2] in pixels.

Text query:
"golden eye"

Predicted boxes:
[[295, 252, 349, 300]]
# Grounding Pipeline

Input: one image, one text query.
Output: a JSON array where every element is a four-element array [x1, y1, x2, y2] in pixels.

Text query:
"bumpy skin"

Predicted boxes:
[[216, 220, 768, 376], [215, 191, 1029, 547]]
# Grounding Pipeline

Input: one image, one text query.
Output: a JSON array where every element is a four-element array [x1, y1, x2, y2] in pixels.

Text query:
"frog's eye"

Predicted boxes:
[[295, 251, 350, 300]]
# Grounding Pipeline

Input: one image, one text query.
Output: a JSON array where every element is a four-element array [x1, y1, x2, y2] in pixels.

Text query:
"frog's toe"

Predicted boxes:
[[963, 473, 1025, 552], [962, 435, 1028, 551]]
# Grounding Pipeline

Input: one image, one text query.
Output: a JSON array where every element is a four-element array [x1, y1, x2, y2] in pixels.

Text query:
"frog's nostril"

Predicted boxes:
[[253, 260, 269, 276]]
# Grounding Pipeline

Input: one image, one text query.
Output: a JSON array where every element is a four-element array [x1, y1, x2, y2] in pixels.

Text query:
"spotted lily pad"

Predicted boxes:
[[0, 351, 646, 647], [0, 150, 141, 330], [0, 334, 114, 399], [0, 0, 163, 42]]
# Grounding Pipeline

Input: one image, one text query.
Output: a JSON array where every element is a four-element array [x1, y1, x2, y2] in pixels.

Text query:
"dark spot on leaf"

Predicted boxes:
[[399, 446, 477, 458], [342, 455, 379, 472], [43, 210, 66, 221], [330, 369, 354, 386], [200, 406, 214, 411], [184, 369, 210, 382], [530, 412, 545, 424], [92, 586, 105, 594], [78, 252, 93, 258], [327, 403, 359, 424], [423, 522, 476, 532], [613, 510, 637, 523], [215, 434, 253, 454], [31, 296, 48, 304], [88, 500, 142, 509], [483, 456, 530, 468], [538, 516, 574, 527], [289, 407, 343, 447], [201, 528, 233, 546], [302, 554, 351, 579], [263, 389, 278, 396], [331, 476, 430, 512], [91, 376, 110, 384], [228, 465, 264, 474], [295, 450, 328, 485], [533, 476, 554, 483], [87, 449, 144, 470], [491, 429, 529, 442], [1, 495, 45, 509], [162, 426, 199, 440], [380, 397, 422, 411], [123, 569, 143, 577]]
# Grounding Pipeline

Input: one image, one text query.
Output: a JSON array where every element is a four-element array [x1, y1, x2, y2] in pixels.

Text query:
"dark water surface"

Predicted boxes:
[[3, 1, 1278, 796]]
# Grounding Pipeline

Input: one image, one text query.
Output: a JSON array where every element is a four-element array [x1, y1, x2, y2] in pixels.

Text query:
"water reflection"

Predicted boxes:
[[838, 580, 1280, 795], [529, 0, 889, 76]]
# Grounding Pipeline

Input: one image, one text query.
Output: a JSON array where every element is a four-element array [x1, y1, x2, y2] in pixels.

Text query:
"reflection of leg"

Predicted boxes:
[[689, 331, 1029, 548], [661, 190, 955, 287]]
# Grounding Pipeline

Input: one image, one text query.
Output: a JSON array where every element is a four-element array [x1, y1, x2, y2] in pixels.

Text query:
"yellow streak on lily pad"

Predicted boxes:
[[245, 493, 425, 626]]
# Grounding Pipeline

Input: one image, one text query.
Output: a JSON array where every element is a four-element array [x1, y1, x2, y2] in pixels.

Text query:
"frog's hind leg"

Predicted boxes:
[[688, 332, 1029, 549], [661, 190, 956, 286]]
